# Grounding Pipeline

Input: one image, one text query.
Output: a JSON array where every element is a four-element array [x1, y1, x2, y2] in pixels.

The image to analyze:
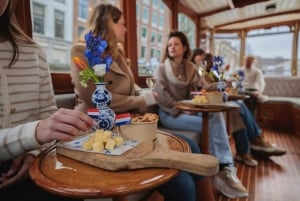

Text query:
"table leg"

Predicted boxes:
[[201, 112, 209, 154]]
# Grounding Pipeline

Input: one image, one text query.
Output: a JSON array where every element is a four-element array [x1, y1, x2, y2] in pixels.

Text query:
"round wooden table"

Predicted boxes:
[[30, 131, 190, 201], [176, 101, 240, 154]]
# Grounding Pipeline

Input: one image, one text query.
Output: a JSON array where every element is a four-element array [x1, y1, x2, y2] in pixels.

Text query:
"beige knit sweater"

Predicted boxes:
[[0, 41, 57, 163]]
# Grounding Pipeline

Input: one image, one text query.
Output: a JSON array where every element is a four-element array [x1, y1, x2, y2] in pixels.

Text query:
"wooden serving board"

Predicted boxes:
[[56, 138, 219, 176]]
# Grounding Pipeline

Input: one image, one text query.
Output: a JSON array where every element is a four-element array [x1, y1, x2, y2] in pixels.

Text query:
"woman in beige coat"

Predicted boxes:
[[71, 5, 155, 114], [70, 3, 217, 201]]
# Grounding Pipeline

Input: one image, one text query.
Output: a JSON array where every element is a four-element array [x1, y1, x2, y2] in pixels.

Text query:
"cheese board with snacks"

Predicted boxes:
[[56, 130, 219, 176]]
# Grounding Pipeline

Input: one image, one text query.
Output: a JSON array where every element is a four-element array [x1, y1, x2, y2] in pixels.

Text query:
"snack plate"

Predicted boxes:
[[179, 100, 239, 109], [57, 132, 139, 156]]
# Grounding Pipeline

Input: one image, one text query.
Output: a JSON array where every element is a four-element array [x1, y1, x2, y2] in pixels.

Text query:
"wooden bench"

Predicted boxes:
[[256, 76, 300, 137]]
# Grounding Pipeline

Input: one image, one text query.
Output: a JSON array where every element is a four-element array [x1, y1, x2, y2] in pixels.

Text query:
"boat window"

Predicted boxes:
[[178, 13, 196, 50], [214, 33, 240, 73], [137, 0, 170, 77], [246, 27, 293, 76], [30, 0, 121, 73]]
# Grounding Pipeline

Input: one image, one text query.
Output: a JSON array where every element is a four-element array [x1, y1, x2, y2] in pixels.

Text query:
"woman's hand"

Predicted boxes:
[[36, 108, 96, 144], [0, 154, 34, 188]]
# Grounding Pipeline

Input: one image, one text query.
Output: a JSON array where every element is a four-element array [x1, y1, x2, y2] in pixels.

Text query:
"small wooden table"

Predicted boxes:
[[176, 101, 239, 154], [29, 131, 190, 201]]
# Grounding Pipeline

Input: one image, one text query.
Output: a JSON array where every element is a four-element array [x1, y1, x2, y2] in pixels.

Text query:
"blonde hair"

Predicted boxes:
[[88, 4, 123, 60]]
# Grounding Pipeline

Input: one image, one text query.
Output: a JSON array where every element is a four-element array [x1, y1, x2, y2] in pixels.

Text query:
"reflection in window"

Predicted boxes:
[[55, 10, 64, 39], [32, 3, 45, 34], [246, 27, 292, 76]]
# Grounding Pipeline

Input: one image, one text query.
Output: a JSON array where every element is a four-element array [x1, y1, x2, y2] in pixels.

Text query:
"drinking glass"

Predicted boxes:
[[146, 77, 156, 89]]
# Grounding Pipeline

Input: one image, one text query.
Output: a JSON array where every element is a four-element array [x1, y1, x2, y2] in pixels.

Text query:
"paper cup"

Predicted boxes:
[[119, 120, 158, 142]]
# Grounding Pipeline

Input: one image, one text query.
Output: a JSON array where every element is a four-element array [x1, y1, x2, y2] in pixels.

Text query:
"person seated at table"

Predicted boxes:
[[70, 3, 216, 201], [152, 30, 248, 198], [0, 1, 95, 200], [202, 53, 286, 166], [240, 55, 269, 115]]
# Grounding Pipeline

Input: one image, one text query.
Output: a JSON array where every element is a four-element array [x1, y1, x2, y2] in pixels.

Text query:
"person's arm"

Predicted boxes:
[[153, 65, 180, 116], [256, 68, 266, 93]]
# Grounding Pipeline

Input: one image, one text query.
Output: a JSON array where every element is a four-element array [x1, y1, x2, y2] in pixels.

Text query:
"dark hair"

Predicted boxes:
[[162, 30, 191, 62], [88, 4, 123, 59], [204, 53, 214, 71], [191, 48, 205, 64], [0, 0, 34, 67]]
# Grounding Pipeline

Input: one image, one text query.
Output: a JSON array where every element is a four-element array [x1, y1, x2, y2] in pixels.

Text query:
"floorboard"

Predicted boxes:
[[215, 128, 300, 201]]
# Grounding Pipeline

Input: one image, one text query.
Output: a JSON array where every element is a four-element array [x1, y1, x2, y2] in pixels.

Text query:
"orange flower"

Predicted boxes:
[[73, 57, 88, 70]]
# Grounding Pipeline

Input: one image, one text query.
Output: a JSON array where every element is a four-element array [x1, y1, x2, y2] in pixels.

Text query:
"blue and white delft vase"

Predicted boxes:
[[236, 81, 245, 95], [217, 81, 228, 102], [91, 82, 115, 130]]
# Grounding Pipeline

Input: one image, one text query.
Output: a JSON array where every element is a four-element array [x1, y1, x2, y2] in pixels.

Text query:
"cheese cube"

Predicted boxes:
[[92, 141, 104, 152], [114, 136, 124, 146], [105, 139, 116, 150], [82, 141, 93, 151]]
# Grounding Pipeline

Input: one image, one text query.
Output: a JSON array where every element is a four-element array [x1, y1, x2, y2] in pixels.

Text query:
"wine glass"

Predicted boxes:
[[146, 77, 156, 89]]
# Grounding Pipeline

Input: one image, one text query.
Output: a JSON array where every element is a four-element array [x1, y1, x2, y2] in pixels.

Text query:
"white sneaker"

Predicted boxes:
[[213, 166, 248, 198]]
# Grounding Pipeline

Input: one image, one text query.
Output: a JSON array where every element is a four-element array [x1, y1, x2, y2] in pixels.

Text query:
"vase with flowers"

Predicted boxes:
[[212, 56, 230, 101], [73, 30, 115, 130], [232, 70, 245, 95]]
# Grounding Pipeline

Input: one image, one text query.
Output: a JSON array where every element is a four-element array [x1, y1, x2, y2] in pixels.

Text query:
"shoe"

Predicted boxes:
[[236, 153, 258, 167], [213, 166, 249, 198], [250, 136, 286, 157]]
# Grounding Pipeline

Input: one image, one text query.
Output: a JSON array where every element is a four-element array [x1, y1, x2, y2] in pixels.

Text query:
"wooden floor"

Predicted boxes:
[[215, 128, 300, 201]]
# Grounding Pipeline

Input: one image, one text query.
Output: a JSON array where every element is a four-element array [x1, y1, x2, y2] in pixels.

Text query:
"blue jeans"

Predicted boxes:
[[159, 109, 233, 165], [157, 134, 202, 201], [233, 100, 262, 154]]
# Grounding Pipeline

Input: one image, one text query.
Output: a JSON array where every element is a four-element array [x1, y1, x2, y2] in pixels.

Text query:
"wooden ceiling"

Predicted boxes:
[[176, 0, 300, 32]]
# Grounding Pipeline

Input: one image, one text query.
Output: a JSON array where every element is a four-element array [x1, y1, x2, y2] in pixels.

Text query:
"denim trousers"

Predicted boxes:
[[159, 109, 233, 165], [157, 133, 203, 201], [233, 100, 262, 154]]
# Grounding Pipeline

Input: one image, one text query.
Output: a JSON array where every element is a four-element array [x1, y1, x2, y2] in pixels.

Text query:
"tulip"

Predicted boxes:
[[73, 57, 88, 70]]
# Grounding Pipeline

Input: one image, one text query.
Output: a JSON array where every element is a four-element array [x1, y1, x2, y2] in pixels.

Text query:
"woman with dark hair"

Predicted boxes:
[[153, 30, 248, 199], [0, 0, 94, 200]]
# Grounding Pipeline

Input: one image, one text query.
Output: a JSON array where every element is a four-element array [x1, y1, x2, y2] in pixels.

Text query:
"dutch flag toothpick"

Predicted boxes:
[[115, 113, 131, 126]]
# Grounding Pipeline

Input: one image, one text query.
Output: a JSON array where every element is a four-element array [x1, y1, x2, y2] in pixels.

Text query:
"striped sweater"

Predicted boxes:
[[0, 41, 57, 163]]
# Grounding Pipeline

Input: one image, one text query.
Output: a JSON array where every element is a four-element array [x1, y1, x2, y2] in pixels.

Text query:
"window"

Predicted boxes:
[[54, 0, 65, 3], [178, 13, 196, 49], [214, 33, 240, 73], [54, 10, 64, 39], [151, 12, 157, 27], [137, 0, 170, 77], [78, 26, 85, 37], [151, 31, 156, 42], [246, 26, 293, 76], [142, 7, 149, 22], [32, 3, 45, 34], [142, 27, 147, 38], [141, 45, 146, 58], [78, 0, 88, 20]]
